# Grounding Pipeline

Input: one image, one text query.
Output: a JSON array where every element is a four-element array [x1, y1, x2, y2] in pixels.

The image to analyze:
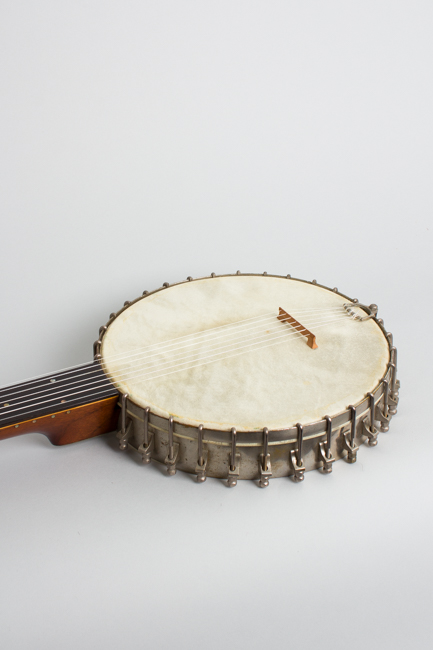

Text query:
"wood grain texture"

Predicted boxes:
[[277, 307, 318, 349], [0, 395, 119, 446]]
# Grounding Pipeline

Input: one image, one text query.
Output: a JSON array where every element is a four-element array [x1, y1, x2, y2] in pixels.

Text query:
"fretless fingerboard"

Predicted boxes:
[[0, 362, 118, 428]]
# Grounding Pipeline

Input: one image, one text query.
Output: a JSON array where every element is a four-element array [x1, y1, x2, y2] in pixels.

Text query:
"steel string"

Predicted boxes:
[[0, 305, 348, 393], [0, 314, 352, 420], [0, 307, 346, 402], [1, 311, 346, 406], [2, 308, 347, 405]]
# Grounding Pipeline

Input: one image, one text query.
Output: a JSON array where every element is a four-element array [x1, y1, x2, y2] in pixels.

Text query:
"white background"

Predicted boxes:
[[0, 2, 432, 648]]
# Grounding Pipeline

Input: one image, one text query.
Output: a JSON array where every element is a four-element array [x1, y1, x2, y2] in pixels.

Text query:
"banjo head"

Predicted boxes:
[[97, 274, 397, 483]]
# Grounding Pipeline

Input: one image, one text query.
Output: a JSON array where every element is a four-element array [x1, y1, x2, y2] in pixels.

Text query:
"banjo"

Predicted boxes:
[[0, 272, 399, 487]]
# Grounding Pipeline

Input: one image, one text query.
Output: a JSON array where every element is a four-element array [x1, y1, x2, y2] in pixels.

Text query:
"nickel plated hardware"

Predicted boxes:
[[0, 271, 399, 488], [100, 272, 399, 486]]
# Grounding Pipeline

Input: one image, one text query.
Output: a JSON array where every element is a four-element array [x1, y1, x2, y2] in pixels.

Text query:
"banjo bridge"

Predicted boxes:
[[277, 307, 318, 349]]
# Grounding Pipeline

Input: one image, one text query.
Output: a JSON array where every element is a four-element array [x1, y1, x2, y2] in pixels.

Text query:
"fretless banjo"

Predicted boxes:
[[0, 272, 399, 487]]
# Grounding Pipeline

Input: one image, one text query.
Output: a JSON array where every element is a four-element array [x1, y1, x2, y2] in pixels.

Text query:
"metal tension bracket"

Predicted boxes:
[[290, 423, 306, 482], [165, 416, 179, 476], [319, 416, 335, 473], [137, 407, 154, 464], [259, 427, 272, 488], [118, 393, 133, 450], [278, 308, 318, 349], [195, 424, 208, 483], [227, 428, 241, 487], [342, 406, 359, 463], [361, 393, 379, 447]]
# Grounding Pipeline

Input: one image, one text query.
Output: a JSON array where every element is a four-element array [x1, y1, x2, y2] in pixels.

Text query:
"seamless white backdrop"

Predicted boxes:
[[0, 2, 432, 649]]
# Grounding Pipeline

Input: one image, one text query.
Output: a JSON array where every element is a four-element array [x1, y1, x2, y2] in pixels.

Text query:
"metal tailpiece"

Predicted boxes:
[[343, 302, 378, 321]]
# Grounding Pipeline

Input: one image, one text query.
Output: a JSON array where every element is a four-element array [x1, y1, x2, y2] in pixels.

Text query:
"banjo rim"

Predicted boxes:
[[94, 271, 394, 441]]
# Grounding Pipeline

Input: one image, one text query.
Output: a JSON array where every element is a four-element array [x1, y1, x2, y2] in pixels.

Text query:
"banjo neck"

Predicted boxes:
[[0, 363, 119, 446]]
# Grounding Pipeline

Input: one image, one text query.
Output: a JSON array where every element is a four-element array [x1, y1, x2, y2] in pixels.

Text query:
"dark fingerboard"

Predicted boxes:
[[0, 362, 118, 428]]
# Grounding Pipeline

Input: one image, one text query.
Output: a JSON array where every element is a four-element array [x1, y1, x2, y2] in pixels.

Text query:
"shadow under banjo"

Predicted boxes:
[[0, 273, 399, 487]]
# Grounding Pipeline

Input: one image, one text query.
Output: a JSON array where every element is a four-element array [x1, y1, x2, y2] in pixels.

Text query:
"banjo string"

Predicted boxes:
[[102, 314, 350, 384], [0, 315, 352, 422], [93, 305, 346, 363], [0, 314, 352, 419], [1, 313, 351, 411], [0, 305, 348, 394], [101, 313, 339, 375], [0, 308, 344, 408], [96, 308, 345, 367], [0, 307, 347, 402], [0, 311, 347, 406], [139, 316, 351, 383]]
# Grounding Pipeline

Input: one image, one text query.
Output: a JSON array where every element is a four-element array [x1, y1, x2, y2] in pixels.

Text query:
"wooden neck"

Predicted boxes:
[[0, 363, 119, 446]]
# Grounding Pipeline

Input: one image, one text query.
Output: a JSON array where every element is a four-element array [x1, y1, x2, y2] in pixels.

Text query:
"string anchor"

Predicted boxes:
[[343, 302, 378, 321]]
